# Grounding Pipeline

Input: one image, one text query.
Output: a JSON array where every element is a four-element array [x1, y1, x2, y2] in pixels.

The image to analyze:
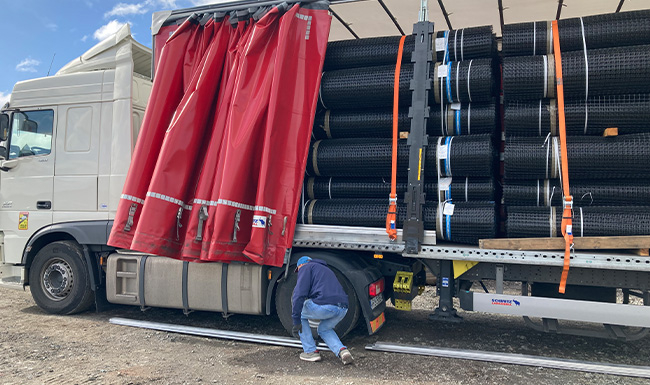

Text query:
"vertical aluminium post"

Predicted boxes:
[[403, 10, 434, 254]]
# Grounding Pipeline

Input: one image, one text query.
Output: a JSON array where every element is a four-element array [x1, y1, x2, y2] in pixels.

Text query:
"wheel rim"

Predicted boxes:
[[41, 258, 74, 301]]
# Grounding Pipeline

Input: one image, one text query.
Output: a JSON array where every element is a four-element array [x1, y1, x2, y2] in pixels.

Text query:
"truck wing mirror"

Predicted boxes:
[[0, 158, 17, 172], [0, 113, 8, 141]]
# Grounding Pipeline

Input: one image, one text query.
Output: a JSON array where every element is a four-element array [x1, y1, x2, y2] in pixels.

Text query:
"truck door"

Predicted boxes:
[[0, 108, 55, 264]]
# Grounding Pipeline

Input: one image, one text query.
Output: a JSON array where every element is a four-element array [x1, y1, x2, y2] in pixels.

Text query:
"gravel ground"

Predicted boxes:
[[0, 284, 648, 385]]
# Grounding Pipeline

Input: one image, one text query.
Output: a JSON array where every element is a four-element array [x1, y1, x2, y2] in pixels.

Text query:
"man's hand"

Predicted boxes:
[[292, 324, 302, 338]]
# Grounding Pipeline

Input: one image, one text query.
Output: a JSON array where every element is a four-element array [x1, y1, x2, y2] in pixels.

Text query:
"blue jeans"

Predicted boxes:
[[299, 299, 348, 357]]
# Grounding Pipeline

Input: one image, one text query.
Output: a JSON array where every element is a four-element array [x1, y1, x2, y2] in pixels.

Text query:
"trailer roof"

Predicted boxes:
[[328, 0, 646, 40], [160, 0, 647, 40]]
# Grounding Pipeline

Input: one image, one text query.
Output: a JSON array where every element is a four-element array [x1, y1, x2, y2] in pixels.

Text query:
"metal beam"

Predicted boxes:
[[462, 292, 650, 328], [497, 0, 505, 30], [436, 0, 452, 30], [109, 317, 331, 351], [165, 0, 366, 27], [412, 244, 650, 272], [330, 8, 360, 39], [293, 224, 437, 253], [365, 342, 650, 379], [377, 0, 405, 35], [555, 0, 565, 20], [616, 0, 625, 12]]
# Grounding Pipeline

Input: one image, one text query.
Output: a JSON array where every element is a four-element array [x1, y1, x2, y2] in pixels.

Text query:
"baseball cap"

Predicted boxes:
[[294, 256, 312, 272]]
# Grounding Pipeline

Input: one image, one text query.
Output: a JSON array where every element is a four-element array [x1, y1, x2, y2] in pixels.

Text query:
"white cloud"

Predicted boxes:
[[191, 0, 217, 5], [105, 0, 178, 18], [45, 23, 58, 32], [93, 20, 129, 41], [105, 3, 147, 17], [0, 91, 10, 107], [16, 58, 40, 73], [81, 35, 88, 42], [156, 0, 177, 8]]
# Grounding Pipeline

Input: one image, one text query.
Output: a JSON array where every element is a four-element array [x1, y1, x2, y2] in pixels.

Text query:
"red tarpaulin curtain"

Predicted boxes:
[[109, 14, 202, 250], [244, 2, 331, 266], [181, 12, 252, 260], [205, 4, 288, 264], [109, 1, 331, 268], [129, 13, 232, 256]]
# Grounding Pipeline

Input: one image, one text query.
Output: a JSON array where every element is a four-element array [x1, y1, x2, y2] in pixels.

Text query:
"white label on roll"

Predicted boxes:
[[435, 37, 446, 52], [438, 64, 448, 78], [443, 203, 455, 216], [438, 177, 452, 190], [450, 103, 461, 110], [437, 144, 448, 159]]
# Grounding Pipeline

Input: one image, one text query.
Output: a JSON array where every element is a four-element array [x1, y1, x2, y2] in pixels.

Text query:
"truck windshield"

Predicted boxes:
[[9, 110, 54, 159]]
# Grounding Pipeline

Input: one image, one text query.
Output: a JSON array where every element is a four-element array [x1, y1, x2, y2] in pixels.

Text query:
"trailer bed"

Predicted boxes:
[[293, 225, 650, 272]]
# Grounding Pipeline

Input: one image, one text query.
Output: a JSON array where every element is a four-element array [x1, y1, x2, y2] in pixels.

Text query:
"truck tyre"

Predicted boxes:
[[275, 267, 361, 339], [28, 241, 95, 315]]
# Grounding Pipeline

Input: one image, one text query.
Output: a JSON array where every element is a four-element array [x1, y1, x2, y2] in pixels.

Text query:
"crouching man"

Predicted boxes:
[[291, 256, 354, 365]]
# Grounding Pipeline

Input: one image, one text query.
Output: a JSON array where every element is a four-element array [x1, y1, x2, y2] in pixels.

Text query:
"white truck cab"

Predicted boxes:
[[0, 25, 152, 289]]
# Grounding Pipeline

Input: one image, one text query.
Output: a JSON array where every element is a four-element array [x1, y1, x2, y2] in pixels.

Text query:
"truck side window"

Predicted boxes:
[[9, 110, 54, 159]]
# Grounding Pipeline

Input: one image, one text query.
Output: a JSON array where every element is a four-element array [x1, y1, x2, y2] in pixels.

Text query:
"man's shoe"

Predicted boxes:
[[300, 351, 322, 362], [339, 348, 354, 365]]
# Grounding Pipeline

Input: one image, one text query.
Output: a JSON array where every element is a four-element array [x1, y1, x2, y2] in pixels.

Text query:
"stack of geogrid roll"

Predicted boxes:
[[502, 10, 650, 238], [303, 27, 500, 244]]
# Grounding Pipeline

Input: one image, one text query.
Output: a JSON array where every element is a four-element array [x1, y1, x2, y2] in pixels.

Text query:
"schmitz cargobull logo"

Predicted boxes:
[[491, 298, 521, 306]]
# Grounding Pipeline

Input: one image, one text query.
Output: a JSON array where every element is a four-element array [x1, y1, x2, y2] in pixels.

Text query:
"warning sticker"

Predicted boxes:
[[252, 215, 267, 229], [18, 212, 28, 230]]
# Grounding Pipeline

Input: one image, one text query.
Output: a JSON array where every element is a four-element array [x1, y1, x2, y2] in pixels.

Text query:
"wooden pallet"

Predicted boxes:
[[479, 236, 650, 253]]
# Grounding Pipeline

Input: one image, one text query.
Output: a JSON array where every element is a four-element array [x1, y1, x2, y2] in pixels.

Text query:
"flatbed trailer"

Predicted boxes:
[[1, 0, 649, 343]]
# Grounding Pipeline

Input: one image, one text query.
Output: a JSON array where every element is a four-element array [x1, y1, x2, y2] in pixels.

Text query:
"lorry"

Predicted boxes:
[[1, 0, 649, 342]]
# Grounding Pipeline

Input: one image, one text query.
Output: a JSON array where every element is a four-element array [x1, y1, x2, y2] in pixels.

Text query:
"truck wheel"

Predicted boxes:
[[275, 267, 361, 338], [28, 241, 95, 315]]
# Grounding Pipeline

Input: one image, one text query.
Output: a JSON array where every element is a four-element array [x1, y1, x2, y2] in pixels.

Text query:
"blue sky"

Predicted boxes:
[[0, 0, 219, 106]]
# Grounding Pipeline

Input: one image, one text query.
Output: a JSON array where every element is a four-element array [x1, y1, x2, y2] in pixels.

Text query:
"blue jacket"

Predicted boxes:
[[291, 259, 348, 325]]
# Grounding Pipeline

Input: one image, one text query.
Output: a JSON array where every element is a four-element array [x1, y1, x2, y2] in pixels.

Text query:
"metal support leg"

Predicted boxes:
[[430, 260, 462, 322], [521, 281, 529, 296], [495, 265, 504, 294]]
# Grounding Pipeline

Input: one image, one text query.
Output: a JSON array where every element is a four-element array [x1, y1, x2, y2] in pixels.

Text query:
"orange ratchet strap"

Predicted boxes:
[[552, 20, 574, 294], [386, 35, 406, 241]]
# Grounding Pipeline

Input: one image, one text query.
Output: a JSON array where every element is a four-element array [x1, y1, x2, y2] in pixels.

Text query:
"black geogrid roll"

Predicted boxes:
[[503, 179, 650, 206], [503, 45, 650, 101], [504, 133, 650, 180], [320, 59, 494, 109], [435, 26, 496, 62], [436, 58, 494, 103], [312, 102, 496, 139], [502, 10, 650, 57], [312, 109, 410, 139], [430, 102, 497, 136], [300, 199, 496, 244], [504, 95, 650, 136], [305, 177, 495, 201], [320, 64, 414, 109], [306, 135, 494, 178], [323, 35, 416, 71], [321, 26, 496, 71], [506, 206, 650, 238]]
